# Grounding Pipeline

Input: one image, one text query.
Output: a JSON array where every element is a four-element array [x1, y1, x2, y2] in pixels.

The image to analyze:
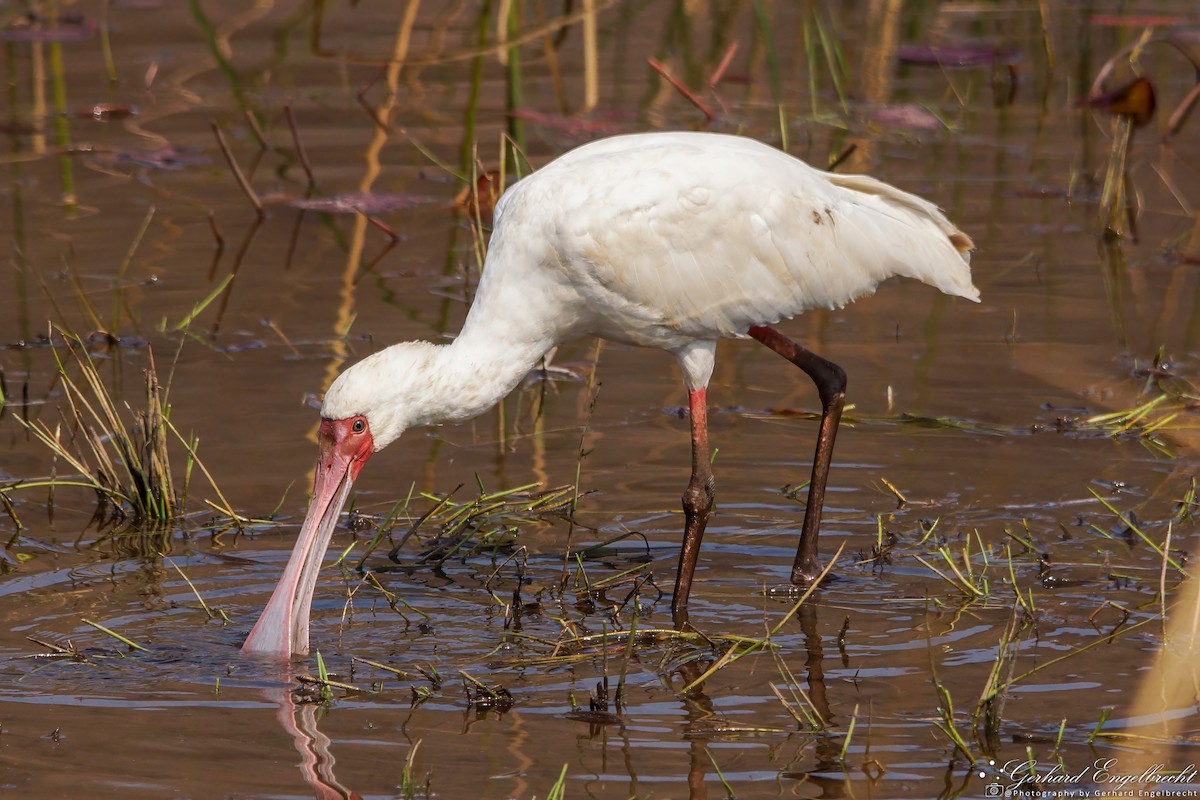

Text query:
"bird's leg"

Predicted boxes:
[[672, 387, 715, 629], [747, 325, 847, 586]]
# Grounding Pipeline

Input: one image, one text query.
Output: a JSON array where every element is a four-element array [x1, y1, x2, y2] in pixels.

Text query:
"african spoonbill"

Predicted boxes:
[[243, 131, 978, 656]]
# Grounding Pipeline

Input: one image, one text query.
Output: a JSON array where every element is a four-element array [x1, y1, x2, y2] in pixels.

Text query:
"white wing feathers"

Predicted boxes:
[[492, 132, 978, 347], [824, 171, 977, 294]]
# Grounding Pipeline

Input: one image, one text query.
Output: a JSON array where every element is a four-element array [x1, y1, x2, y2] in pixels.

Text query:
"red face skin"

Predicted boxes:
[[242, 416, 374, 657]]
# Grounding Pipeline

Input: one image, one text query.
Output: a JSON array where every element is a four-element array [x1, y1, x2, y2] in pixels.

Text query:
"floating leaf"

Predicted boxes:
[[98, 146, 210, 170], [288, 192, 440, 214], [896, 44, 1019, 69], [869, 104, 944, 131], [1085, 75, 1157, 127], [76, 103, 138, 121], [0, 15, 95, 42], [454, 171, 502, 223], [1089, 14, 1189, 28], [1089, 30, 1200, 138], [509, 108, 628, 135]]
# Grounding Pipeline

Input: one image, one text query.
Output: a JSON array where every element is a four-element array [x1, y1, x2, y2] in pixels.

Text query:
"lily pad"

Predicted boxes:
[[289, 192, 441, 214], [897, 44, 1020, 69], [869, 104, 944, 131]]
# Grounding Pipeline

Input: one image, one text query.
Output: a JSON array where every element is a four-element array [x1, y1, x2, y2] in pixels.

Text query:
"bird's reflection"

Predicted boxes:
[[776, 602, 849, 798], [672, 659, 720, 800], [256, 597, 853, 800], [264, 668, 363, 800], [657, 599, 844, 799], [799, 603, 833, 728]]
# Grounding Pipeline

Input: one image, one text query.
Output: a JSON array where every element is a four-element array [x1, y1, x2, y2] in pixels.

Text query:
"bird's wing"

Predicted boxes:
[[505, 133, 978, 344]]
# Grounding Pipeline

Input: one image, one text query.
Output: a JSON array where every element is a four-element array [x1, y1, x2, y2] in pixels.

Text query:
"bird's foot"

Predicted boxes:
[[671, 605, 694, 633], [793, 555, 840, 587], [768, 567, 838, 599]]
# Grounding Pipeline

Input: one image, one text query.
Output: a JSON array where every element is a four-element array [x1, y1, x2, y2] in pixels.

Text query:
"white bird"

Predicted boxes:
[[243, 131, 978, 657]]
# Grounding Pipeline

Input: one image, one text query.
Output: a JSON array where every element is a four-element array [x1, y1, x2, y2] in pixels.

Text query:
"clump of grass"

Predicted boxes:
[[566, 678, 623, 727], [25, 635, 92, 664], [544, 764, 569, 800], [493, 562, 832, 716], [1043, 354, 1198, 455], [26, 618, 149, 661], [496, 625, 767, 675], [769, 651, 826, 731], [972, 607, 1024, 750], [1079, 395, 1178, 446], [1087, 489, 1185, 573], [914, 531, 997, 600], [398, 740, 430, 800], [385, 481, 575, 567], [6, 332, 178, 522], [1, 330, 237, 526], [82, 618, 149, 653], [929, 651, 979, 761], [460, 670, 514, 711], [293, 652, 364, 705]]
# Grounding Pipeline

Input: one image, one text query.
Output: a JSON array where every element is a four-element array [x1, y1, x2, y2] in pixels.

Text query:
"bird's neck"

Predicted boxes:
[[418, 317, 552, 427]]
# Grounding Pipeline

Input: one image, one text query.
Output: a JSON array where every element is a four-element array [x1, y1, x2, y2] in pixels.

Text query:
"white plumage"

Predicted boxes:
[[325, 132, 976, 448], [244, 130, 979, 657], [496, 132, 975, 343]]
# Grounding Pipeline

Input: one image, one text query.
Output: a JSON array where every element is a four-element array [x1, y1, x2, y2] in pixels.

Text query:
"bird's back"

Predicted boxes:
[[479, 132, 978, 351]]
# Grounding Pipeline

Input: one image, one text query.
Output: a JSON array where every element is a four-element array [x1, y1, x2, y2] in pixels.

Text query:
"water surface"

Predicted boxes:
[[2, 2, 1200, 798]]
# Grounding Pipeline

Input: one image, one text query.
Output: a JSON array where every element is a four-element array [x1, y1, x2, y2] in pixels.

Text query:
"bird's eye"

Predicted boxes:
[[352, 418, 366, 434]]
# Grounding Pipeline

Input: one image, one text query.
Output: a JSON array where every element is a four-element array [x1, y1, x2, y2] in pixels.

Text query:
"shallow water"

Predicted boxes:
[[3, 2, 1200, 798]]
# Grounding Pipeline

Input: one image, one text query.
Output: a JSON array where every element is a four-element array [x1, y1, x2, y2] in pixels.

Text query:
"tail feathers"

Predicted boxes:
[[949, 230, 975, 254], [829, 172, 980, 302]]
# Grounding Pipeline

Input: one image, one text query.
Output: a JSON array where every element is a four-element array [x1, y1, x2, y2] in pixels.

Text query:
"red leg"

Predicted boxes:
[[672, 387, 715, 628], [747, 325, 846, 585]]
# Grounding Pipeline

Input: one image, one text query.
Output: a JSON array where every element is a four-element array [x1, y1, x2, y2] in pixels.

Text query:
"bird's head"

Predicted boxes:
[[243, 341, 464, 657], [240, 411, 375, 657], [241, 345, 436, 657], [318, 342, 446, 451]]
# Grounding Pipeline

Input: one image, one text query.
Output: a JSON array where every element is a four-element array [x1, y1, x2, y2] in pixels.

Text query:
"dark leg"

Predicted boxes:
[[672, 387, 715, 628], [747, 325, 847, 586]]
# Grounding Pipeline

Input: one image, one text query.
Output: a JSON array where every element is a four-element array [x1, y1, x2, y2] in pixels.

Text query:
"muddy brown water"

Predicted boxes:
[[3, 2, 1200, 798]]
